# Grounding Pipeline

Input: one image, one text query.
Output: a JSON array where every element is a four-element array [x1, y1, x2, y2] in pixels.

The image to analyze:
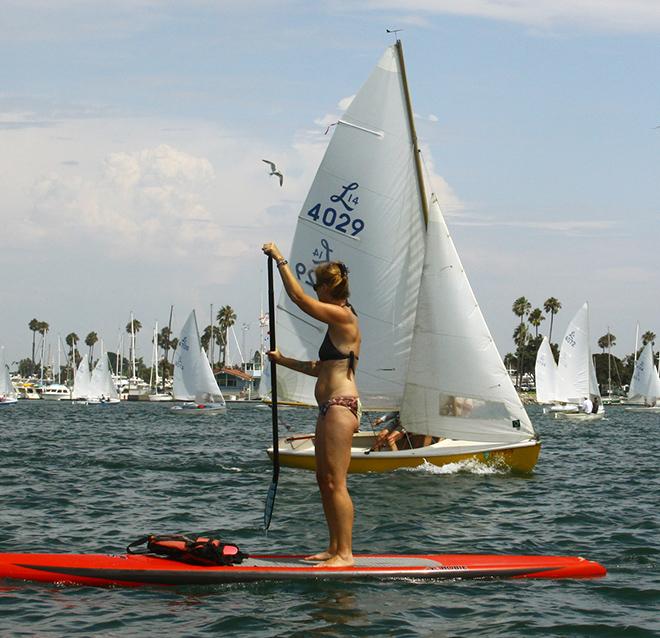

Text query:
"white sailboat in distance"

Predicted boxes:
[[0, 347, 18, 405], [269, 40, 540, 473], [548, 302, 604, 420], [72, 354, 91, 402], [625, 341, 660, 412], [534, 337, 560, 405], [87, 351, 120, 404], [171, 310, 226, 415]]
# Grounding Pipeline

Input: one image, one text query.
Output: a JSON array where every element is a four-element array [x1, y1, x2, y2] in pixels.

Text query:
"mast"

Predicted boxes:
[[130, 311, 136, 382], [154, 321, 159, 390], [210, 303, 214, 363], [395, 38, 429, 227], [607, 326, 612, 398], [166, 304, 174, 368]]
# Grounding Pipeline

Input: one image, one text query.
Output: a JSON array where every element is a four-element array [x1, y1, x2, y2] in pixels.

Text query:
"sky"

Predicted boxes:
[[1, 0, 658, 368]]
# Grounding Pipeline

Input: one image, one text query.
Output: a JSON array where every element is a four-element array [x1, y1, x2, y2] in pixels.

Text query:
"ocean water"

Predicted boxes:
[[0, 401, 658, 637]]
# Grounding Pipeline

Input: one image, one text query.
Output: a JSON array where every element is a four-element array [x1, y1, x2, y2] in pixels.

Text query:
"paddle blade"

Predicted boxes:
[[263, 480, 278, 530]]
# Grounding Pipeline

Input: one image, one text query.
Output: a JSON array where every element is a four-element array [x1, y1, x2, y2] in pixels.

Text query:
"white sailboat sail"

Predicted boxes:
[[557, 302, 601, 403], [628, 342, 660, 404], [0, 347, 16, 397], [274, 45, 427, 409], [173, 311, 225, 404], [72, 354, 91, 399], [535, 336, 559, 404], [89, 354, 119, 400], [400, 197, 535, 444]]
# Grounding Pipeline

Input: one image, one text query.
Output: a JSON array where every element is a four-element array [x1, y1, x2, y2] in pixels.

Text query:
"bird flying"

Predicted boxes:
[[262, 159, 283, 186]]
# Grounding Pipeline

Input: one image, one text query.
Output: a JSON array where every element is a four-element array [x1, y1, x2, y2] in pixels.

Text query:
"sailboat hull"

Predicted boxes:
[[170, 402, 226, 415], [270, 433, 541, 474], [553, 410, 604, 421]]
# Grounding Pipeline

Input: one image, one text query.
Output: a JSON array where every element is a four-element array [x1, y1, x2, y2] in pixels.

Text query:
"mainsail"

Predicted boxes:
[[274, 44, 427, 409], [557, 303, 601, 403], [0, 347, 16, 398], [72, 354, 91, 399], [535, 336, 560, 404], [400, 197, 535, 444], [89, 354, 119, 401], [628, 342, 660, 404], [173, 311, 225, 404]]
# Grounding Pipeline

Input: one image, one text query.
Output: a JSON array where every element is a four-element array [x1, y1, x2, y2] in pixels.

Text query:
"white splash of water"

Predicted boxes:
[[405, 458, 507, 475]]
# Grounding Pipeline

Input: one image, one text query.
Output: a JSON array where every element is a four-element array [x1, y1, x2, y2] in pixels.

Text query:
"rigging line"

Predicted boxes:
[[276, 305, 324, 332], [337, 119, 384, 138]]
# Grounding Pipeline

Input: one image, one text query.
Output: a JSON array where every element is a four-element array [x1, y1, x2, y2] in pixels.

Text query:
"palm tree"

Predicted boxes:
[[201, 325, 214, 352], [28, 318, 40, 370], [597, 332, 616, 354], [641, 330, 656, 346], [65, 332, 79, 358], [513, 323, 529, 388], [125, 318, 142, 336], [85, 332, 99, 362], [125, 318, 142, 375], [65, 332, 79, 380], [512, 297, 531, 325], [37, 321, 49, 378], [216, 305, 237, 366], [543, 297, 562, 343], [158, 326, 174, 365], [528, 308, 545, 338]]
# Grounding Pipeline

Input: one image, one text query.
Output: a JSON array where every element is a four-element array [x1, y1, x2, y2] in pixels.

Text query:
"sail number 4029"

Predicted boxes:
[[307, 203, 364, 236]]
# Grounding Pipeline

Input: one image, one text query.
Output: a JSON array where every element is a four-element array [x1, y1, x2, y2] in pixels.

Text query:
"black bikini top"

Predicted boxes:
[[318, 304, 359, 374]]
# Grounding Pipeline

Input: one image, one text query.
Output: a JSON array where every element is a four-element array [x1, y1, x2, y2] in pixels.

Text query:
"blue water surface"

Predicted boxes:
[[0, 402, 658, 637]]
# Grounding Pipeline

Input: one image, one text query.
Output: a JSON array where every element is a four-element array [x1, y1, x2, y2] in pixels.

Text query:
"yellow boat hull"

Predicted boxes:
[[270, 434, 541, 474]]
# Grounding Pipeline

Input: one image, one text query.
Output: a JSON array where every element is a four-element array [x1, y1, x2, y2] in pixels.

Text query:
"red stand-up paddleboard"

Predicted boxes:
[[0, 552, 606, 587]]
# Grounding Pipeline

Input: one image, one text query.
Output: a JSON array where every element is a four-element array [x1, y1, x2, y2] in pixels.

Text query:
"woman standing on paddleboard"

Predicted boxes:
[[262, 242, 361, 568]]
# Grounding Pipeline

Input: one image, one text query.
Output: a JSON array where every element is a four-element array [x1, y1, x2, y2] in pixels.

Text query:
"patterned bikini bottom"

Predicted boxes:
[[318, 395, 362, 422]]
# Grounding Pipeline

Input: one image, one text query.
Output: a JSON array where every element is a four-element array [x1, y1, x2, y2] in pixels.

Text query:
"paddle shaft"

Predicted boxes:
[[264, 256, 279, 529]]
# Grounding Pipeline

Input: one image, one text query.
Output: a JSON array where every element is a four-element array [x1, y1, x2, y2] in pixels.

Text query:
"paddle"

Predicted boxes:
[[263, 256, 280, 530]]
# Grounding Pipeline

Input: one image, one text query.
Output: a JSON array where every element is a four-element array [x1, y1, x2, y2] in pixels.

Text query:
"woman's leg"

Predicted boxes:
[[315, 405, 357, 567], [304, 415, 338, 561]]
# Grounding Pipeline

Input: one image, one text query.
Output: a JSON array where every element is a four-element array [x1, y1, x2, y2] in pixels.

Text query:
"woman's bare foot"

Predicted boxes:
[[303, 551, 334, 562], [319, 554, 354, 568]]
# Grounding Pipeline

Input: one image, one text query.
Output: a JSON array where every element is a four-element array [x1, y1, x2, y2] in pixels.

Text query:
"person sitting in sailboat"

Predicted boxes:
[[373, 412, 403, 451], [581, 396, 593, 413], [262, 242, 361, 568], [372, 412, 438, 451]]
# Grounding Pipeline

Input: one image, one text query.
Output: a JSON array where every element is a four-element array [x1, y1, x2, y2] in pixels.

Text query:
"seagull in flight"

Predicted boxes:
[[262, 159, 283, 186]]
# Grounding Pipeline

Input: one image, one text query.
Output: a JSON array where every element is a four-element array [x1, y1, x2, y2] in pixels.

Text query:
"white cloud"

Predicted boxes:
[[450, 217, 618, 237], [414, 112, 440, 123], [314, 95, 355, 129], [419, 142, 466, 215], [355, 0, 660, 33], [337, 95, 355, 111]]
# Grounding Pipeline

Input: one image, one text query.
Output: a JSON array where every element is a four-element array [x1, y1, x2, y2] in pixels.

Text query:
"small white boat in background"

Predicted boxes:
[[625, 342, 660, 413], [171, 311, 226, 415], [15, 383, 40, 400], [40, 384, 72, 400], [0, 347, 18, 406]]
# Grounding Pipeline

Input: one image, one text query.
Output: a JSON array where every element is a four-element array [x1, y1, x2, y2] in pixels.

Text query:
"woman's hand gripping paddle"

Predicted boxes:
[[264, 256, 280, 530]]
